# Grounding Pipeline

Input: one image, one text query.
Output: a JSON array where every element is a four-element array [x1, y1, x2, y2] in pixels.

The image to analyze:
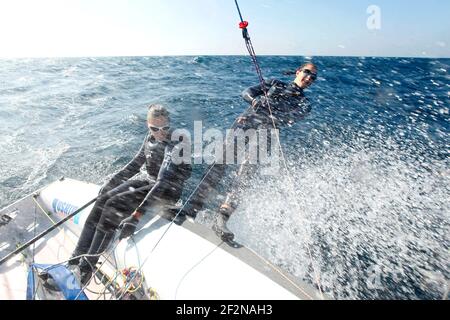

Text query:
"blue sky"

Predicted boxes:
[[0, 0, 448, 58]]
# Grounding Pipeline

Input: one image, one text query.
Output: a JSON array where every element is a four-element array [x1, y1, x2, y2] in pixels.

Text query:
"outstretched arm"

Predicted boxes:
[[101, 135, 147, 194], [241, 79, 278, 104], [134, 145, 192, 215], [118, 144, 192, 240]]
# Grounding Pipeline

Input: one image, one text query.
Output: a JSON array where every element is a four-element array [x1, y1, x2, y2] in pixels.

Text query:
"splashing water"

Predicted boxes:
[[227, 132, 449, 299]]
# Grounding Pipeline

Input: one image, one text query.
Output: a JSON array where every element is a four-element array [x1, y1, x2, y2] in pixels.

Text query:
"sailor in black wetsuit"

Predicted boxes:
[[68, 104, 191, 285], [183, 62, 318, 241]]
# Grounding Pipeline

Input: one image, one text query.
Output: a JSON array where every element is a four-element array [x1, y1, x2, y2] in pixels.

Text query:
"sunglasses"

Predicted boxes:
[[149, 125, 170, 132], [302, 69, 317, 81]]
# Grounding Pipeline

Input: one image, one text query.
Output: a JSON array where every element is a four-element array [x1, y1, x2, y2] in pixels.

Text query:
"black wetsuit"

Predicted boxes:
[[70, 132, 191, 270], [184, 79, 312, 218], [240, 78, 311, 128]]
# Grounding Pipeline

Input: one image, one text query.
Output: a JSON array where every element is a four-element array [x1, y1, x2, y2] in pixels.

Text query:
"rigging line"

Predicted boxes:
[[92, 260, 118, 293], [94, 260, 123, 300], [264, 91, 324, 299], [30, 195, 77, 248], [74, 237, 121, 300], [31, 204, 38, 300], [234, 0, 244, 22], [32, 195, 57, 225], [132, 236, 142, 269], [232, 0, 324, 298], [97, 236, 134, 299], [234, 0, 266, 94], [84, 283, 113, 297], [174, 241, 224, 300], [32, 195, 73, 261], [97, 269, 123, 300], [101, 238, 142, 300], [94, 235, 132, 299], [122, 267, 145, 294], [93, 241, 143, 300], [245, 246, 316, 300], [110, 239, 122, 297], [122, 237, 145, 294], [84, 257, 118, 297], [32, 203, 37, 265], [104, 271, 126, 300], [102, 239, 147, 299], [32, 265, 40, 300], [83, 261, 119, 299], [105, 237, 144, 299], [0, 196, 98, 266]]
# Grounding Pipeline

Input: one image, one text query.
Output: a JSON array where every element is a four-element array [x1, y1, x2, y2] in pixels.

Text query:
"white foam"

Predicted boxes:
[[224, 137, 449, 299]]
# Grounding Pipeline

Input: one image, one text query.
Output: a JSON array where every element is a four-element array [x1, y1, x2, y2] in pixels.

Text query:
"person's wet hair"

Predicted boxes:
[[148, 104, 169, 119], [283, 62, 318, 75], [297, 62, 317, 72]]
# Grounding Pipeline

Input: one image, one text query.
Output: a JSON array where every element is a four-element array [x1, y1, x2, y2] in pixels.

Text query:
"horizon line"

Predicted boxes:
[[1, 53, 449, 60]]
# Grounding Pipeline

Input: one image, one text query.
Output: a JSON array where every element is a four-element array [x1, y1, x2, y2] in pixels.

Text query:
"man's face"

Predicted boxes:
[[147, 115, 170, 142], [295, 65, 318, 89]]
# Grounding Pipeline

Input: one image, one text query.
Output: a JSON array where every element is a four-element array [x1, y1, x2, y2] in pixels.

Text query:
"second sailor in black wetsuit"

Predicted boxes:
[[184, 62, 318, 241], [68, 104, 191, 285]]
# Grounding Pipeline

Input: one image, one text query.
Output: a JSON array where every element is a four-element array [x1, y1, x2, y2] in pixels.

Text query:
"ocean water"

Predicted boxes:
[[0, 56, 448, 299]]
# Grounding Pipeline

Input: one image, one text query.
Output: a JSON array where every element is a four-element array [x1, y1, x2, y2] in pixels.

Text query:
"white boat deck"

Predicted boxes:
[[0, 179, 325, 300]]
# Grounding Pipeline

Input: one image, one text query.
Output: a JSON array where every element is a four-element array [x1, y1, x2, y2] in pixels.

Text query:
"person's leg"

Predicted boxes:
[[78, 180, 152, 280], [183, 120, 251, 217], [214, 118, 262, 241], [69, 181, 144, 265], [214, 159, 258, 241], [183, 163, 227, 217], [183, 117, 259, 219], [155, 174, 193, 224]]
